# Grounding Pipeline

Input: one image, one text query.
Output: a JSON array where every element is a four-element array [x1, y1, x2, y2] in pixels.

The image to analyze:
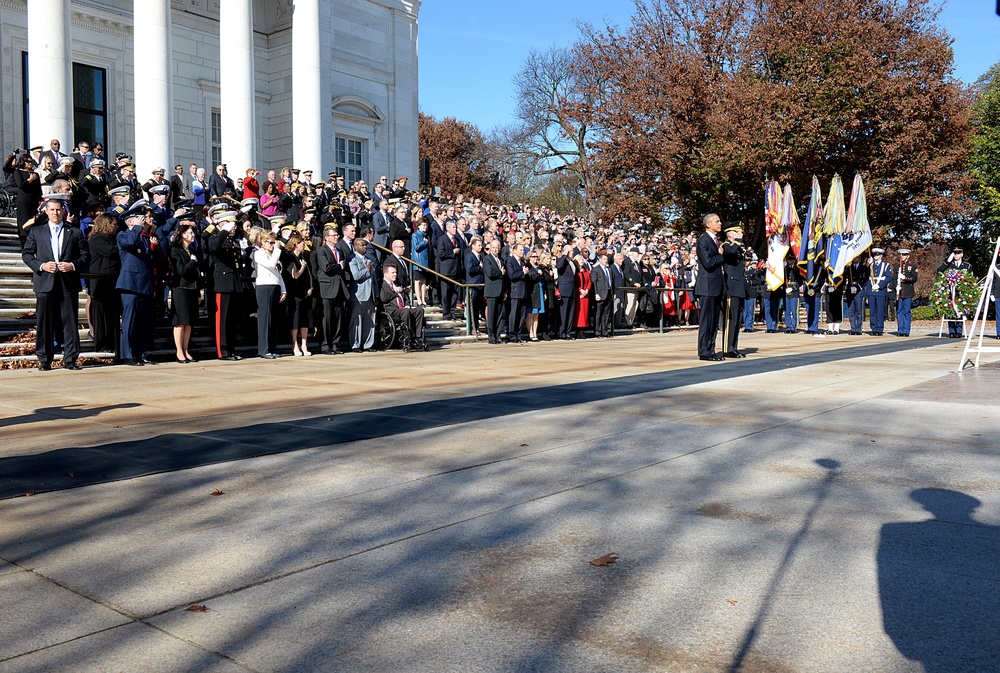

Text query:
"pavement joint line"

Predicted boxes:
[[0, 622, 127, 665], [138, 620, 267, 673], [129, 368, 907, 624]]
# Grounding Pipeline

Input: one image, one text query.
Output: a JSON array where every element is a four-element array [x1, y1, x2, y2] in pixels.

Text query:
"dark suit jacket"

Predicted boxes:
[[592, 263, 613, 302], [207, 228, 242, 293], [483, 253, 505, 298], [694, 231, 725, 297], [315, 243, 349, 301], [611, 264, 626, 300], [384, 253, 411, 288], [208, 173, 234, 197], [556, 255, 577, 296], [22, 223, 89, 293], [464, 250, 485, 285], [506, 255, 526, 299], [116, 227, 155, 295], [435, 233, 462, 278]]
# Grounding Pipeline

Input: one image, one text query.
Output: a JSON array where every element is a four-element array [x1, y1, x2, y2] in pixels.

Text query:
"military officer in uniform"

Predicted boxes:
[[80, 158, 109, 208], [844, 258, 869, 334], [865, 247, 894, 336], [822, 267, 846, 334], [895, 249, 918, 337], [721, 224, 748, 357], [116, 200, 156, 365], [207, 210, 244, 359], [107, 185, 132, 221], [802, 267, 824, 335], [110, 162, 143, 203], [783, 256, 801, 333], [936, 247, 971, 338]]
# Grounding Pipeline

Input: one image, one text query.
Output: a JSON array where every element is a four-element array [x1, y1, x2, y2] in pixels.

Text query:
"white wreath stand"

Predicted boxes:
[[958, 236, 1000, 370]]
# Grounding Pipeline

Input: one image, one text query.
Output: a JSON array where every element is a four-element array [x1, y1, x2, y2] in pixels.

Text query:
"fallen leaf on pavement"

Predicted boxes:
[[728, 598, 738, 606], [66, 472, 75, 477], [25, 491, 35, 497], [520, 443, 529, 447], [186, 605, 209, 612], [590, 553, 619, 567], [210, 489, 225, 496]]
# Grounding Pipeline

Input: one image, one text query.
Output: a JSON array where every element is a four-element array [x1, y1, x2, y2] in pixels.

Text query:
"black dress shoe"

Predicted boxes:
[[261, 353, 280, 359], [724, 352, 746, 359], [221, 354, 241, 361], [733, 351, 747, 358], [141, 357, 157, 365], [175, 357, 188, 364], [185, 356, 197, 363], [64, 362, 83, 370], [699, 354, 724, 361], [38, 363, 52, 371], [127, 359, 144, 366]]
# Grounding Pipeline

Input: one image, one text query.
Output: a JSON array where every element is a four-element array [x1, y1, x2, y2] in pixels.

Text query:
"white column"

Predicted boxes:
[[26, 0, 73, 148], [220, 0, 256, 173], [293, 0, 324, 175], [132, 0, 174, 177]]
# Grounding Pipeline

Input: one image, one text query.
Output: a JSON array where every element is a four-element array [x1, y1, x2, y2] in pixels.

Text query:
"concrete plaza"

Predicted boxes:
[[1, 328, 998, 673]]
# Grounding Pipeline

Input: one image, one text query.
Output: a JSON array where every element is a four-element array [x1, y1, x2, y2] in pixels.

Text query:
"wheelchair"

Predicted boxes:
[[0, 188, 16, 218], [375, 303, 429, 352]]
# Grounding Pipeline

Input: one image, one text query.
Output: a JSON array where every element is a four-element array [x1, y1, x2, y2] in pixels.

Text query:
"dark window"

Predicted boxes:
[[73, 63, 107, 147], [20, 53, 108, 148]]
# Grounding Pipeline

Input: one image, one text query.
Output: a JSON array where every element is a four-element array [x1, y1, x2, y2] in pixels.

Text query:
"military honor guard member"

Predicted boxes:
[[895, 249, 918, 337], [21, 194, 89, 370], [783, 256, 801, 333], [207, 210, 245, 359], [720, 225, 748, 357], [844, 258, 868, 334], [116, 200, 156, 365], [936, 247, 971, 338], [865, 248, 893, 336]]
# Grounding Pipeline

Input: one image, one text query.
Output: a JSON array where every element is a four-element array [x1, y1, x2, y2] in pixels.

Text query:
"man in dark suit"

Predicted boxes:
[[315, 225, 349, 354], [611, 252, 627, 329], [384, 238, 411, 289], [555, 244, 577, 340], [483, 239, 506, 344], [464, 236, 485, 329], [694, 213, 725, 361], [372, 198, 392, 258], [39, 139, 67, 173], [505, 245, 527, 343], [21, 195, 89, 370], [116, 201, 156, 365], [70, 140, 92, 180], [435, 220, 463, 320], [208, 164, 235, 197], [381, 263, 427, 350], [592, 251, 614, 338], [169, 165, 186, 208], [720, 225, 748, 358]]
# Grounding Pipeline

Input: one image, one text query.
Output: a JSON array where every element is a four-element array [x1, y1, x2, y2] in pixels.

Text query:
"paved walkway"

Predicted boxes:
[[1, 329, 998, 672]]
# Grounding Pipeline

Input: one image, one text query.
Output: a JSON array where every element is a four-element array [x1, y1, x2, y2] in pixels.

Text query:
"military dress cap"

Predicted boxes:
[[290, 168, 300, 174], [872, 247, 885, 254], [214, 210, 238, 223], [90, 158, 106, 167], [328, 172, 338, 179], [302, 170, 313, 176], [898, 248, 911, 255], [952, 247, 963, 253], [269, 214, 287, 227], [173, 198, 193, 212], [124, 199, 149, 220], [59, 156, 75, 165], [152, 167, 166, 175], [240, 197, 259, 207], [149, 184, 170, 196], [115, 152, 127, 160], [723, 224, 742, 234], [109, 185, 131, 197], [40, 193, 70, 205], [120, 155, 133, 162], [29, 145, 43, 153], [121, 163, 136, 172], [207, 203, 229, 217]]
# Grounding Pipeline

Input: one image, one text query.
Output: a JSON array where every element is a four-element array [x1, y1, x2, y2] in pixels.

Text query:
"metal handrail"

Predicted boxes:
[[366, 239, 485, 336]]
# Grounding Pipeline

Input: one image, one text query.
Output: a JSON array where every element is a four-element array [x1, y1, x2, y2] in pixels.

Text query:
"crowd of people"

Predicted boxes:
[[9, 138, 996, 370]]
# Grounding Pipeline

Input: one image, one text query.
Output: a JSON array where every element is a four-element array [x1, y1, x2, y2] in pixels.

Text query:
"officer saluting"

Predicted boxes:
[[895, 249, 918, 337], [865, 248, 893, 336], [937, 247, 971, 338], [720, 224, 748, 358]]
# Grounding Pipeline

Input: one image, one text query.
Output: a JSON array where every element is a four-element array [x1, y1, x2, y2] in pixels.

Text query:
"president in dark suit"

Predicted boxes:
[[505, 246, 527, 343], [694, 213, 725, 361], [555, 245, 577, 339], [21, 195, 89, 370]]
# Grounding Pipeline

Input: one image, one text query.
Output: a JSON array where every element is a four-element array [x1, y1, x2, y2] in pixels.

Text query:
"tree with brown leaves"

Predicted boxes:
[[574, 0, 973, 237], [418, 113, 501, 203]]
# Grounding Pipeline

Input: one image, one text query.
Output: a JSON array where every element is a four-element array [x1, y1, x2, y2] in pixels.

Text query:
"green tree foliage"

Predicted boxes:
[[971, 62, 1000, 244]]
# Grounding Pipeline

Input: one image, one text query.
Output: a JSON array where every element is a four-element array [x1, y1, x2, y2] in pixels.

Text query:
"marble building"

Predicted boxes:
[[0, 0, 420, 184]]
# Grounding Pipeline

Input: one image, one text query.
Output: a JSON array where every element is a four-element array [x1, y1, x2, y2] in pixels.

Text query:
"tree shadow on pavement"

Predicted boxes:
[[878, 487, 1000, 673]]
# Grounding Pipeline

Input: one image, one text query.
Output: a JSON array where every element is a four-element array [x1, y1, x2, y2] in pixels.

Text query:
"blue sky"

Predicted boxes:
[[418, 0, 1000, 132]]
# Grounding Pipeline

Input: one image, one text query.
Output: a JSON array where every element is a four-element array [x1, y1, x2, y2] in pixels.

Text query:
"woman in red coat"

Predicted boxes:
[[573, 254, 592, 336], [242, 168, 260, 200]]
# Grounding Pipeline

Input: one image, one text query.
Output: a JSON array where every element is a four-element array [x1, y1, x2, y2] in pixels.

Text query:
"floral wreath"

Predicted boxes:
[[930, 269, 979, 318]]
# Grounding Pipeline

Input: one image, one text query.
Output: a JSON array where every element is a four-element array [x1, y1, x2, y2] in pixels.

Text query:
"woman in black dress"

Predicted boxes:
[[281, 232, 314, 356], [86, 214, 121, 353], [169, 224, 202, 363], [13, 153, 42, 247]]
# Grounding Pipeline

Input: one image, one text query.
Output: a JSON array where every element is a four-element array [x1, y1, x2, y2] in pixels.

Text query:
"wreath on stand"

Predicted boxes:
[[930, 269, 979, 319]]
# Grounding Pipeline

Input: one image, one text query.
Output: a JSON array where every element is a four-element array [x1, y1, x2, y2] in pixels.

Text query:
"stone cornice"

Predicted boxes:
[[71, 11, 132, 38], [197, 79, 272, 104]]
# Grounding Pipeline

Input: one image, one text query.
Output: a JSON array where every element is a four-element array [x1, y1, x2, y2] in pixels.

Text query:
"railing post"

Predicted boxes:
[[465, 286, 472, 336]]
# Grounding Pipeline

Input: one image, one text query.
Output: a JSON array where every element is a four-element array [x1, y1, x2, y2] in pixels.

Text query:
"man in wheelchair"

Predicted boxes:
[[380, 263, 429, 352]]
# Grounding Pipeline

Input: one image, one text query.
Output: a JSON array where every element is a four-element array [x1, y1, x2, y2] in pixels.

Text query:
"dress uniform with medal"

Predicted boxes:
[[895, 249, 918, 337], [721, 224, 748, 357], [936, 247, 971, 338], [865, 247, 894, 335]]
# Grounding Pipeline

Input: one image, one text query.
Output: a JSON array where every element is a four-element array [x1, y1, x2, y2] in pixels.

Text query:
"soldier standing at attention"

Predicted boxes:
[[721, 225, 748, 358], [866, 248, 893, 336], [895, 249, 918, 337]]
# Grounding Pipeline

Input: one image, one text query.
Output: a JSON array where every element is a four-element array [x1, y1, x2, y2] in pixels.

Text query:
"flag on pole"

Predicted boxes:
[[832, 174, 874, 279], [797, 176, 825, 285], [823, 175, 848, 285], [764, 181, 788, 290]]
